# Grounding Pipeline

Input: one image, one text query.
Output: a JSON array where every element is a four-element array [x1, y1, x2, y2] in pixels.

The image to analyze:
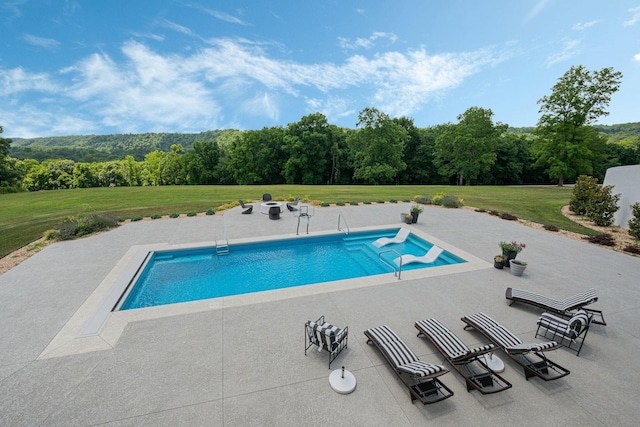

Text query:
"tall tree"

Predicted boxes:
[[434, 107, 506, 185], [533, 65, 622, 185], [283, 113, 333, 184], [348, 107, 407, 184]]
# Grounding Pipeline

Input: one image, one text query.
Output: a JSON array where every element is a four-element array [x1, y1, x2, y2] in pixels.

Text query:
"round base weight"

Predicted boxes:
[[329, 369, 357, 394]]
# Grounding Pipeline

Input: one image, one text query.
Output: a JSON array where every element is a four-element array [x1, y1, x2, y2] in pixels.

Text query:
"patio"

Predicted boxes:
[[0, 203, 638, 426]]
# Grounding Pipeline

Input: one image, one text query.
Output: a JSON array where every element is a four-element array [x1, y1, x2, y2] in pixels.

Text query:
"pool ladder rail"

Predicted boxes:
[[378, 249, 403, 280], [338, 214, 350, 235], [215, 229, 230, 255]]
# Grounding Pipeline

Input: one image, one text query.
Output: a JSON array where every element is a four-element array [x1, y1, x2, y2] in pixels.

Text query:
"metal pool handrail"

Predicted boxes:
[[338, 214, 350, 235], [378, 249, 402, 280]]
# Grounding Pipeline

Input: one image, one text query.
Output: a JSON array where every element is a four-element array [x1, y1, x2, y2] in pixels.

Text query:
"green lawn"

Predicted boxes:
[[0, 185, 596, 258]]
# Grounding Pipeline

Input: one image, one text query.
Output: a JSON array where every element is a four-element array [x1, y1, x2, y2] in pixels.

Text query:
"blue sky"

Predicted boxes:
[[1, 0, 639, 138]]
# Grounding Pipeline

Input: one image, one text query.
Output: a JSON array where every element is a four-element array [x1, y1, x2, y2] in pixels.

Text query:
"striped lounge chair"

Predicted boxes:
[[364, 325, 454, 404], [304, 316, 348, 369], [461, 312, 570, 381], [505, 287, 606, 325], [415, 319, 512, 394], [535, 309, 591, 356]]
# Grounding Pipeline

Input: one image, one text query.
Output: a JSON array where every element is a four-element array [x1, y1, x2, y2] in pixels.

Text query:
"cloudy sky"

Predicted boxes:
[[1, 0, 639, 138]]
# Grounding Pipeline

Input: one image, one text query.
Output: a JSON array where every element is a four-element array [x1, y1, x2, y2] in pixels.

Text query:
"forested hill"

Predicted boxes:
[[9, 122, 639, 163], [508, 122, 640, 144], [10, 129, 240, 162]]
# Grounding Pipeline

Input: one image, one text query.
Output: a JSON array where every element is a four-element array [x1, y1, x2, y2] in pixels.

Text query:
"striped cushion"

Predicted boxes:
[[416, 319, 470, 360], [537, 309, 590, 340], [509, 288, 598, 311], [317, 322, 341, 351], [366, 325, 445, 376], [397, 360, 445, 377], [464, 312, 558, 353]]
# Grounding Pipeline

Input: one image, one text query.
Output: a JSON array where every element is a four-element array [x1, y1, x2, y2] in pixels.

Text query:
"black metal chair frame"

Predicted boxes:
[[304, 315, 348, 369], [535, 311, 592, 356], [238, 200, 253, 214]]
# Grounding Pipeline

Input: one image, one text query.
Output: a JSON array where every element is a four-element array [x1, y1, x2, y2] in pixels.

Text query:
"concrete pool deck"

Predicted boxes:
[[0, 203, 639, 426]]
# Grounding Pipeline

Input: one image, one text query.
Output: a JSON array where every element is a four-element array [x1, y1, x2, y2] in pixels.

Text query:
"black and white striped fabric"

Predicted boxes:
[[537, 309, 590, 341], [509, 288, 598, 312], [416, 318, 494, 362], [366, 325, 445, 377], [306, 320, 344, 352], [463, 312, 558, 354]]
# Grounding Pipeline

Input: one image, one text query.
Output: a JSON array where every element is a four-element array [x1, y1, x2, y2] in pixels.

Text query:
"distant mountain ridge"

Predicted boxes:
[[8, 122, 639, 162]]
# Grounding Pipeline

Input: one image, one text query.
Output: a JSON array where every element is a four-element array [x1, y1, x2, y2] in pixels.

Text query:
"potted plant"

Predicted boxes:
[[498, 241, 526, 266], [410, 205, 424, 223], [403, 213, 413, 224], [509, 260, 528, 276], [494, 255, 506, 269]]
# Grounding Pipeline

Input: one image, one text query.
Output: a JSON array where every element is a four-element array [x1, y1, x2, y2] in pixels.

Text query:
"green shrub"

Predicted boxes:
[[57, 220, 79, 240], [44, 229, 59, 240], [402, 199, 411, 203], [586, 185, 620, 226], [441, 195, 462, 208], [131, 216, 143, 221], [335, 201, 345, 206], [150, 214, 162, 220], [376, 200, 385, 204], [206, 209, 215, 215], [413, 195, 431, 205], [363, 201, 372, 205], [628, 203, 640, 242], [570, 175, 599, 215], [389, 199, 397, 203], [431, 192, 446, 205], [349, 201, 359, 206], [321, 202, 330, 207], [187, 211, 197, 217], [169, 213, 180, 218]]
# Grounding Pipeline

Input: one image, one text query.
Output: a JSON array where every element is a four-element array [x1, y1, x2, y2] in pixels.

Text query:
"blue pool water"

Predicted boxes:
[[119, 229, 465, 310]]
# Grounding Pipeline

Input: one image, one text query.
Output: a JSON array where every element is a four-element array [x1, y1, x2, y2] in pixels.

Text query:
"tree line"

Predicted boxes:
[[1, 65, 638, 192]]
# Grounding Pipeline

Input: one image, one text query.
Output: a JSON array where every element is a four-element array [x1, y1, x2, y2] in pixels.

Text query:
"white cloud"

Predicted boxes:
[[634, 53, 640, 61], [545, 39, 581, 67], [572, 20, 599, 31], [338, 32, 398, 50], [160, 19, 194, 37], [23, 34, 61, 49], [624, 6, 640, 27], [1, 38, 504, 135], [202, 9, 248, 25]]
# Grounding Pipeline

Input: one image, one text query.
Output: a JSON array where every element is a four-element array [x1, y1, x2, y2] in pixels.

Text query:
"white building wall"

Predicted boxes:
[[602, 164, 640, 229]]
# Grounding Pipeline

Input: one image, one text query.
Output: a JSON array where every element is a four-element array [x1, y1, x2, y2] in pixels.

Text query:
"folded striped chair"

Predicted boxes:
[[364, 325, 453, 404], [461, 312, 570, 381], [535, 309, 591, 356], [506, 287, 606, 325], [304, 315, 348, 369], [415, 318, 512, 394]]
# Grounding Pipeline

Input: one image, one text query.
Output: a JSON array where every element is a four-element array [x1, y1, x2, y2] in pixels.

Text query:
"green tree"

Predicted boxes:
[[183, 141, 220, 184], [283, 113, 335, 184], [229, 127, 287, 185], [1, 126, 23, 189], [434, 107, 506, 185], [348, 107, 407, 184], [533, 65, 623, 186]]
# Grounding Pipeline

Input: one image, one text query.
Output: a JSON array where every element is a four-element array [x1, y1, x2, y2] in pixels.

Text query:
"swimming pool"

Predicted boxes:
[[118, 229, 465, 310]]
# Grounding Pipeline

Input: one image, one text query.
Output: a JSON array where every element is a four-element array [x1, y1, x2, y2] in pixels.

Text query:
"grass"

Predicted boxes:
[[0, 185, 597, 259]]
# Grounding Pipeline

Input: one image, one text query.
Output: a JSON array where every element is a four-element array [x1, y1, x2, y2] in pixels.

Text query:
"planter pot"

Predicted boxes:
[[411, 212, 419, 223], [493, 260, 504, 269], [509, 260, 527, 276], [502, 250, 517, 267]]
